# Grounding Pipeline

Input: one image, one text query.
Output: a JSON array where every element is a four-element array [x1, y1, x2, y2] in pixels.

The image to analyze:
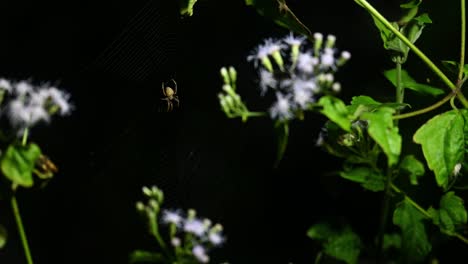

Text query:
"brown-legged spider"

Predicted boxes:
[[161, 79, 179, 112]]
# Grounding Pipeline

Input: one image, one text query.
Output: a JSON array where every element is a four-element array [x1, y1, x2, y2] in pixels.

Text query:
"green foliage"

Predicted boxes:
[[398, 0, 422, 25], [307, 223, 362, 264], [348, 96, 409, 119], [339, 166, 385, 191], [0, 143, 42, 188], [361, 107, 401, 167], [0, 224, 6, 249], [393, 199, 432, 262], [179, 0, 198, 16], [129, 250, 164, 263], [399, 155, 425, 185], [383, 233, 402, 251], [384, 68, 444, 96], [274, 121, 289, 168], [413, 110, 466, 190], [318, 96, 351, 132], [361, 0, 431, 63], [428, 192, 468, 236], [244, 0, 312, 38]]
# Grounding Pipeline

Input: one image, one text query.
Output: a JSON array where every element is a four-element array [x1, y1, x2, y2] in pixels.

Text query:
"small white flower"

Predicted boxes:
[[297, 52, 318, 73], [14, 81, 33, 96], [162, 210, 183, 226], [208, 231, 224, 246], [259, 69, 277, 95], [263, 38, 286, 55], [270, 93, 293, 120], [320, 48, 335, 68], [286, 77, 317, 92], [283, 32, 305, 47], [0, 78, 12, 92], [46, 87, 72, 115], [192, 245, 209, 263], [8, 98, 50, 128], [247, 43, 270, 67], [293, 87, 313, 109], [184, 218, 206, 237]]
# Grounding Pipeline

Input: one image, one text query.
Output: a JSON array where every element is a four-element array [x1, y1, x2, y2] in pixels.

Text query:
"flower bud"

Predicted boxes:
[[313, 32, 323, 55], [271, 50, 284, 71], [261, 57, 274, 72], [136, 201, 145, 212], [228, 66, 237, 84], [220, 67, 230, 84], [142, 186, 152, 197], [337, 51, 351, 66], [332, 83, 341, 93], [325, 35, 336, 49]]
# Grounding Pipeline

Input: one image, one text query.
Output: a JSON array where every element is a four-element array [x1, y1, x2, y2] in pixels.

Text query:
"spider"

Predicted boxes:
[[161, 79, 179, 112]]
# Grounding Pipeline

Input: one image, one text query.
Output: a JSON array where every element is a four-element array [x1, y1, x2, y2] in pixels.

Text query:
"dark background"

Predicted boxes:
[[0, 0, 466, 263]]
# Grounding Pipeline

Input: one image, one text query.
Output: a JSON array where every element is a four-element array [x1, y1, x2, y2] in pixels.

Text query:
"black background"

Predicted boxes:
[[0, 0, 466, 263]]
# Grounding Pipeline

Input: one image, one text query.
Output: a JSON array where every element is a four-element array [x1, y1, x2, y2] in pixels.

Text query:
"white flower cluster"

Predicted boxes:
[[0, 78, 72, 134], [247, 32, 351, 121], [162, 209, 225, 263], [137, 186, 225, 264]]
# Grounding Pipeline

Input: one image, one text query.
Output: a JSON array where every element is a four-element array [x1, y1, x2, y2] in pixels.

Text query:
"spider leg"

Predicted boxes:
[[168, 101, 173, 112], [171, 79, 177, 94], [161, 82, 166, 96], [173, 97, 180, 107]]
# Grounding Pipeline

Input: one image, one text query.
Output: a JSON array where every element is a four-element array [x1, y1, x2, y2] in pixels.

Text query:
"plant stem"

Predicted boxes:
[[354, 0, 468, 108], [21, 128, 29, 146], [377, 167, 393, 262], [395, 62, 404, 108], [392, 91, 454, 120], [11, 196, 34, 264], [459, 0, 466, 82], [390, 183, 468, 245]]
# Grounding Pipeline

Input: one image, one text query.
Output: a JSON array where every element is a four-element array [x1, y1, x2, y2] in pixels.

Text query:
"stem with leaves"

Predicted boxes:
[[391, 183, 468, 245], [459, 0, 466, 83], [11, 128, 34, 264], [354, 0, 468, 108]]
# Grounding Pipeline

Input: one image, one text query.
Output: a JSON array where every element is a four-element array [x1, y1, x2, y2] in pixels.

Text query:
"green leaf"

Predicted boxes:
[[413, 110, 466, 190], [245, 0, 312, 38], [308, 224, 361, 264], [361, 107, 402, 166], [0, 143, 42, 188], [318, 96, 351, 132], [0, 224, 6, 249], [399, 0, 422, 25], [307, 223, 338, 240], [400, 155, 425, 185], [274, 121, 289, 168], [323, 229, 361, 264], [340, 166, 385, 192], [400, 0, 422, 9], [348, 96, 409, 118], [393, 199, 432, 262], [384, 68, 444, 96], [383, 233, 402, 250], [431, 192, 468, 235], [402, 13, 432, 50], [129, 250, 165, 263], [179, 0, 198, 16]]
